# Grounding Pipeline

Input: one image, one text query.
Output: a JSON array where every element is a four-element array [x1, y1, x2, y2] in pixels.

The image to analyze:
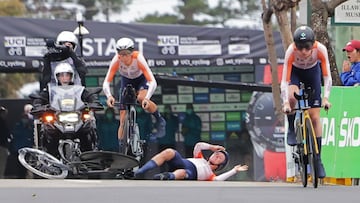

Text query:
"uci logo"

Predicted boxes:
[[157, 35, 179, 46], [4, 36, 26, 47]]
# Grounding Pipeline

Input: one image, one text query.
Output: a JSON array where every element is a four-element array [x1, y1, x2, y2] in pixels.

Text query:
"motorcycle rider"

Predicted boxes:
[[34, 62, 96, 106], [33, 62, 101, 156], [40, 31, 87, 91]]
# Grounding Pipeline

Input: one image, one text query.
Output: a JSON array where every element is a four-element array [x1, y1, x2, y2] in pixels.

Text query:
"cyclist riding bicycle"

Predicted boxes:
[[280, 26, 332, 178], [103, 37, 166, 151]]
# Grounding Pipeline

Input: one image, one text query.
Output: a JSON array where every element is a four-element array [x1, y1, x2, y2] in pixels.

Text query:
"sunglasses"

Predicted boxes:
[[295, 42, 313, 50], [117, 50, 132, 56]]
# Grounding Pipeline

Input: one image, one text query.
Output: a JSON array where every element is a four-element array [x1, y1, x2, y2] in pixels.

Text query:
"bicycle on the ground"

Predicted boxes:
[[291, 82, 321, 188], [118, 84, 145, 158]]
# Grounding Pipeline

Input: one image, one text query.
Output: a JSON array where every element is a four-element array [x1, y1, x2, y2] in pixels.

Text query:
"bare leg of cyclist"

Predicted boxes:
[[309, 108, 326, 178], [137, 90, 166, 138], [286, 85, 299, 146], [118, 110, 126, 154], [118, 110, 126, 139]]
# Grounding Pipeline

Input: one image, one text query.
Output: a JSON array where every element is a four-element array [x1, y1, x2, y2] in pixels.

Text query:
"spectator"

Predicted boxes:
[[0, 106, 11, 178], [96, 107, 119, 152], [181, 104, 202, 157], [158, 104, 178, 152], [341, 40, 360, 86], [8, 105, 34, 178]]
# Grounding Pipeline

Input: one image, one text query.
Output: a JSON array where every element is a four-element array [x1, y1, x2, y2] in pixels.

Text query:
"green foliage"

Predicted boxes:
[[0, 0, 26, 16], [0, 73, 38, 98], [79, 0, 132, 21], [137, 0, 260, 27]]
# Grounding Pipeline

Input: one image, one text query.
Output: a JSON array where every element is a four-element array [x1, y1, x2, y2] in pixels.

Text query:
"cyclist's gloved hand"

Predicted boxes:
[[322, 97, 331, 111], [106, 96, 115, 108], [282, 102, 291, 113]]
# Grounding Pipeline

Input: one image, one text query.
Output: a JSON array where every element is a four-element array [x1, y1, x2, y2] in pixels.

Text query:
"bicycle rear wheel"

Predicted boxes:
[[295, 122, 307, 187], [305, 119, 318, 188]]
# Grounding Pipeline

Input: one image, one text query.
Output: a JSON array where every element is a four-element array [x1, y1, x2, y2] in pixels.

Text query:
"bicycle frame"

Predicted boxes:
[[120, 84, 145, 158], [292, 82, 320, 188]]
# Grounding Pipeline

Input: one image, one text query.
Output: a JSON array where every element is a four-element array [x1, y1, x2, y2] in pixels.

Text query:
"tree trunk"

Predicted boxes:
[[310, 0, 347, 86], [261, 0, 283, 120]]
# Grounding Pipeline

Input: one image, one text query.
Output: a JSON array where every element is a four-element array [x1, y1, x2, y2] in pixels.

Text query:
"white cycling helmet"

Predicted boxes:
[[116, 37, 134, 52], [56, 31, 78, 49], [54, 62, 74, 85]]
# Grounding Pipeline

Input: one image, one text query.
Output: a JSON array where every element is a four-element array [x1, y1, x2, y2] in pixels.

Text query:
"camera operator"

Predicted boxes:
[[40, 31, 87, 91]]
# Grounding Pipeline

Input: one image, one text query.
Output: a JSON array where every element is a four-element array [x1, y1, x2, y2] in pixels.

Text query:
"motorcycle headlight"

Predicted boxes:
[[43, 113, 55, 123], [58, 112, 79, 123]]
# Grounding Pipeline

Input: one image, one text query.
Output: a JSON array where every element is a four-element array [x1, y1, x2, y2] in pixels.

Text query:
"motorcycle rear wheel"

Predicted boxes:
[[18, 147, 68, 179]]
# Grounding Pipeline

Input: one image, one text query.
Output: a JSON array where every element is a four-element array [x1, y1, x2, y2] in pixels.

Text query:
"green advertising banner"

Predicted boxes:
[[321, 86, 360, 178]]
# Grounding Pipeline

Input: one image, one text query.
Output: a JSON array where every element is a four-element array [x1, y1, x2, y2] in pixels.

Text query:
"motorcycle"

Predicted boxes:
[[18, 84, 139, 179]]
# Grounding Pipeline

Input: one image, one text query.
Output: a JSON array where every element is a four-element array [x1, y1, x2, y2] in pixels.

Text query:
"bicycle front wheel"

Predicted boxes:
[[18, 147, 68, 179], [120, 118, 131, 155], [305, 119, 318, 188], [295, 121, 307, 187]]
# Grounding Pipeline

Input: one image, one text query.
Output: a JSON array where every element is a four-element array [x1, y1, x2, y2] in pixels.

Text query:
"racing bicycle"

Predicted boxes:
[[118, 84, 145, 159], [291, 82, 321, 188]]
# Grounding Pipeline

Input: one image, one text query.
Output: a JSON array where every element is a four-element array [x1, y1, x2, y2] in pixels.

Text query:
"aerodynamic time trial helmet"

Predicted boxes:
[[293, 26, 315, 50], [116, 37, 135, 52]]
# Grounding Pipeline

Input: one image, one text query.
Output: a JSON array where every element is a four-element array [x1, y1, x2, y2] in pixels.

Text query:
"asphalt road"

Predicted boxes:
[[0, 179, 358, 203]]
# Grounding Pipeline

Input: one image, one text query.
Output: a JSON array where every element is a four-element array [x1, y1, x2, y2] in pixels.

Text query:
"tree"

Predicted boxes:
[[0, 0, 37, 98], [138, 0, 261, 27], [79, 0, 132, 21], [0, 0, 25, 16]]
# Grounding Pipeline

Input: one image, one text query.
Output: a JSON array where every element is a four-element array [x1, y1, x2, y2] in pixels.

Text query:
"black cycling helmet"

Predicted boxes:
[[293, 26, 315, 50], [215, 150, 229, 171]]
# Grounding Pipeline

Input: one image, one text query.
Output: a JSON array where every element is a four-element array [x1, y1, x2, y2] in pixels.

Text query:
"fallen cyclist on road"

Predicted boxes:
[[134, 142, 248, 180]]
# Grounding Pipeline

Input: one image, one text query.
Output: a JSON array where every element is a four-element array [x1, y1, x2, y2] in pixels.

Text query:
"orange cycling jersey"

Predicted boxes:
[[103, 51, 157, 100], [280, 41, 332, 103]]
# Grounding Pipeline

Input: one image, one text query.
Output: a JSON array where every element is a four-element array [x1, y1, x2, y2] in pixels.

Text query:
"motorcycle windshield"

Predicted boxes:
[[48, 85, 85, 112]]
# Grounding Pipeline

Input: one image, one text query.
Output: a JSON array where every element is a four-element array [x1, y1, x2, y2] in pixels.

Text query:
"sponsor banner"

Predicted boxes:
[[162, 94, 178, 104], [210, 93, 225, 102], [0, 17, 284, 71], [210, 112, 226, 122], [193, 93, 209, 103], [226, 111, 242, 121], [211, 131, 226, 141], [226, 121, 241, 131], [320, 86, 360, 178], [211, 122, 226, 131], [286, 86, 360, 179], [197, 113, 210, 122]]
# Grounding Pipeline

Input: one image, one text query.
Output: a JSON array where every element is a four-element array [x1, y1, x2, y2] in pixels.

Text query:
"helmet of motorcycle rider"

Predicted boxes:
[[54, 63, 74, 86], [115, 37, 134, 52], [293, 26, 315, 50], [56, 31, 78, 50]]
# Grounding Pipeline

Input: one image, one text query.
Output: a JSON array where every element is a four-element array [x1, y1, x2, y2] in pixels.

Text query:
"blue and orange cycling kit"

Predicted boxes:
[[103, 51, 157, 109], [280, 41, 332, 107]]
